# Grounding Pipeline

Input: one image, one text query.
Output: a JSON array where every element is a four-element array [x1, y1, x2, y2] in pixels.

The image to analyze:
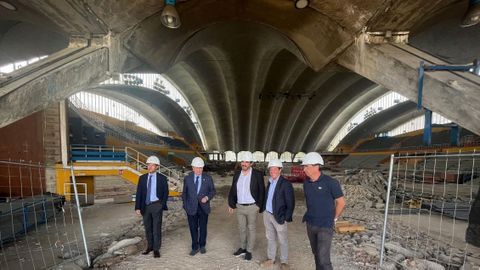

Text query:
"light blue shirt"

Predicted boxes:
[[194, 174, 202, 194], [147, 173, 159, 204], [266, 177, 279, 214]]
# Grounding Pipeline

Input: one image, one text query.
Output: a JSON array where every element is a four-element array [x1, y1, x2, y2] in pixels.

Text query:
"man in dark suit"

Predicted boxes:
[[261, 159, 295, 270], [228, 151, 265, 261], [182, 157, 216, 256], [135, 155, 169, 258]]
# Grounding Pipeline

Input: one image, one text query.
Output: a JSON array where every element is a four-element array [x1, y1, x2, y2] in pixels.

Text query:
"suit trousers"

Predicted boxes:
[[187, 204, 209, 250], [306, 223, 334, 270], [143, 202, 163, 251], [236, 204, 258, 252], [263, 211, 288, 263]]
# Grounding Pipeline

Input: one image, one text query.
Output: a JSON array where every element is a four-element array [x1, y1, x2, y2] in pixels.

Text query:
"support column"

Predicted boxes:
[[450, 125, 460, 146], [423, 109, 432, 146], [60, 100, 69, 167]]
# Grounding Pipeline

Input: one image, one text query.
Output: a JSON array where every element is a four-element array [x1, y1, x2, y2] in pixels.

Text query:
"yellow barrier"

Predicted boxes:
[[55, 163, 181, 199]]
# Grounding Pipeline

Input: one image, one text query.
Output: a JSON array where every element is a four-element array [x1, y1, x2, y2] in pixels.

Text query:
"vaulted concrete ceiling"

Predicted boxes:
[[1, 0, 479, 153]]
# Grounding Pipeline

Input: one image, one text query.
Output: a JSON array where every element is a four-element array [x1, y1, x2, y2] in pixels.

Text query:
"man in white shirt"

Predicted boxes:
[[228, 151, 265, 260]]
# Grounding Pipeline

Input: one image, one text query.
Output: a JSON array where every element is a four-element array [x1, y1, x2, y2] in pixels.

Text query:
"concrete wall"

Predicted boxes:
[[0, 102, 63, 197]]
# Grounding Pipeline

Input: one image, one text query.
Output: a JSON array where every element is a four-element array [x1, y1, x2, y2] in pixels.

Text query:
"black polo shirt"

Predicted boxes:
[[302, 173, 343, 228]]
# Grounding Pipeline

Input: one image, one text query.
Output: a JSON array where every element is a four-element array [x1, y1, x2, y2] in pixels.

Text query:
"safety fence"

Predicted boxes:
[[0, 160, 88, 270], [380, 150, 480, 269]]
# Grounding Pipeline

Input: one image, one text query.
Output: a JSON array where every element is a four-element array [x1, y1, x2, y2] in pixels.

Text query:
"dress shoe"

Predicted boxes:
[[200, 247, 206, 254], [153, 250, 160, 258], [233, 248, 246, 257], [261, 259, 274, 267], [142, 248, 152, 255], [189, 249, 199, 256]]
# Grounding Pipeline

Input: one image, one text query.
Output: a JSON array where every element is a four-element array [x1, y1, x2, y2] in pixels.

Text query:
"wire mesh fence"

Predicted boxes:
[[0, 160, 88, 270], [380, 150, 480, 269]]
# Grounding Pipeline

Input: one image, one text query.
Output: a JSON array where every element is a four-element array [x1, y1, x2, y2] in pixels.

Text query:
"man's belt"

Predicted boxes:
[[147, 200, 161, 205], [238, 203, 256, 206]]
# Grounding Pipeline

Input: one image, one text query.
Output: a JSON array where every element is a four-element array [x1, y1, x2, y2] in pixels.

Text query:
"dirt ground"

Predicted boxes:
[[4, 174, 477, 269], [111, 186, 358, 270]]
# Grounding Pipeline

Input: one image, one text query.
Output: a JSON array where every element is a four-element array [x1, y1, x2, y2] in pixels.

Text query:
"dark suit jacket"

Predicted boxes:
[[182, 172, 216, 215], [264, 176, 295, 224], [228, 168, 265, 212], [135, 172, 169, 215]]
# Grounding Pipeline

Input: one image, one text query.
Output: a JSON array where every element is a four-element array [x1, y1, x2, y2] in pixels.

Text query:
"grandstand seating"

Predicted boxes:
[[339, 154, 390, 168], [353, 126, 480, 152], [68, 105, 191, 150]]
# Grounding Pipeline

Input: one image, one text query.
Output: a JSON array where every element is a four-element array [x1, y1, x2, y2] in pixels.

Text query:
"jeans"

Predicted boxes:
[[306, 223, 334, 270]]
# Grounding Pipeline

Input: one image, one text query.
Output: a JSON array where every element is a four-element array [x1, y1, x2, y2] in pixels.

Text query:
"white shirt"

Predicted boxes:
[[236, 168, 255, 204]]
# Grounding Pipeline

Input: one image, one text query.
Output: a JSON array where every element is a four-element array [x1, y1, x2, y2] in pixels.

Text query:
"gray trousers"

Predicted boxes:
[[263, 212, 288, 263], [143, 202, 163, 251], [306, 223, 334, 270], [236, 204, 258, 252]]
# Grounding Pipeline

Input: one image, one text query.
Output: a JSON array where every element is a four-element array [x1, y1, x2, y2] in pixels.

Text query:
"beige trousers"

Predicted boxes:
[[236, 203, 259, 252]]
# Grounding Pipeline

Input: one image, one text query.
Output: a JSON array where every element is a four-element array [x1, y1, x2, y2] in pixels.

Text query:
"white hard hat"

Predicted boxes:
[[146, 156, 160, 165], [301, 152, 324, 166], [268, 159, 283, 168], [191, 157, 205, 167], [238, 151, 253, 162]]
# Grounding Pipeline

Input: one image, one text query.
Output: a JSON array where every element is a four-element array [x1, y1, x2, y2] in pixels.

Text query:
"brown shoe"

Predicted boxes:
[[261, 259, 274, 267], [280, 263, 290, 270]]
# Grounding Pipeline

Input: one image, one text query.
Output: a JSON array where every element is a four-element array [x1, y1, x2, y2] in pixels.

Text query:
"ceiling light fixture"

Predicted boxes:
[[294, 0, 309, 9], [461, 0, 480, 27], [161, 0, 181, 29], [0, 1, 17, 11]]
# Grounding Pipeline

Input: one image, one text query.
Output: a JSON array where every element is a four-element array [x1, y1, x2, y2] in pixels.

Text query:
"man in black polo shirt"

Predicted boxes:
[[302, 152, 345, 270]]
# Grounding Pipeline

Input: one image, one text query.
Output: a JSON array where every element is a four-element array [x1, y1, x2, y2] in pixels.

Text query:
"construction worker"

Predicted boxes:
[[302, 152, 345, 270], [228, 151, 266, 261], [135, 155, 169, 258], [261, 159, 295, 270], [182, 157, 216, 256]]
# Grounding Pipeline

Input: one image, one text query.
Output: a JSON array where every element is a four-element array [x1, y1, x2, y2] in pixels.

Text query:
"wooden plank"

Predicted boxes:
[[336, 225, 365, 233]]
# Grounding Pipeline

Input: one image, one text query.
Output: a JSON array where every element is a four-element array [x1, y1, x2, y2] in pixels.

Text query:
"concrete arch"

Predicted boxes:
[[166, 63, 221, 150], [85, 85, 202, 145]]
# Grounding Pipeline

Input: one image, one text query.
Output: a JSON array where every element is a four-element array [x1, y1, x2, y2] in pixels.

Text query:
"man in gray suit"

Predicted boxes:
[[182, 157, 216, 255]]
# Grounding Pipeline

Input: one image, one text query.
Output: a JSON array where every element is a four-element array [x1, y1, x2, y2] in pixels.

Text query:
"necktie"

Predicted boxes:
[[146, 175, 152, 205], [195, 176, 200, 195]]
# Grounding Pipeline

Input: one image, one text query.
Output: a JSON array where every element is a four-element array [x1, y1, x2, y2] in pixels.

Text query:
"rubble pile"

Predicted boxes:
[[333, 207, 480, 270], [336, 170, 387, 209], [88, 200, 186, 268], [328, 169, 480, 269]]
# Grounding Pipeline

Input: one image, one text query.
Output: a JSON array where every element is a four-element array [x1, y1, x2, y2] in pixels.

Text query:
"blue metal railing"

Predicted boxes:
[[70, 144, 126, 162]]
